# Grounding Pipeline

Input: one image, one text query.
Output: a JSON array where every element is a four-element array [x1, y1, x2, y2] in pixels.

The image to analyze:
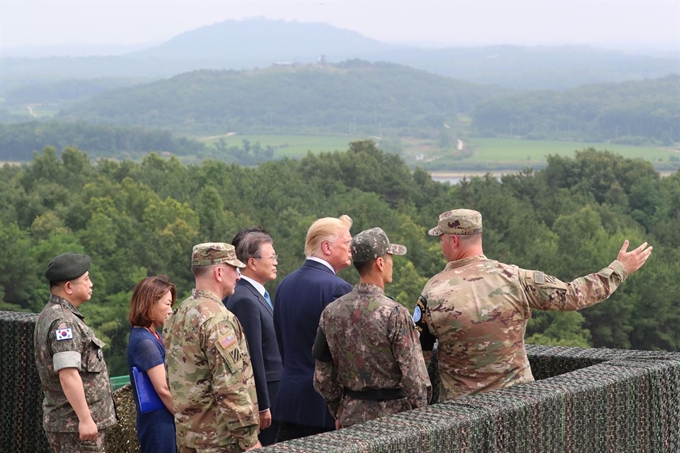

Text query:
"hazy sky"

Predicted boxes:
[[1, 0, 679, 51]]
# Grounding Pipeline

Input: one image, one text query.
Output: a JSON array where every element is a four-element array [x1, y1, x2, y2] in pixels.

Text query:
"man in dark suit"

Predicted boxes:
[[273, 215, 354, 440], [224, 228, 283, 446]]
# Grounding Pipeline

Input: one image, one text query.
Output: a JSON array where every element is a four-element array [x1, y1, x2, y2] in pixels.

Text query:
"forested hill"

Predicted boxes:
[[472, 75, 680, 143], [2, 142, 680, 375], [58, 60, 507, 136]]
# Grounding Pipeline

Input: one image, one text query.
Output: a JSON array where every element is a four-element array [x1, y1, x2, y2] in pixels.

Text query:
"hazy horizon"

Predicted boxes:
[[1, 0, 678, 58]]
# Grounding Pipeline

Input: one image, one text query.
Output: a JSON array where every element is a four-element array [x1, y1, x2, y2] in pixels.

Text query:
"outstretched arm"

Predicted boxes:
[[617, 240, 653, 275], [522, 240, 652, 312]]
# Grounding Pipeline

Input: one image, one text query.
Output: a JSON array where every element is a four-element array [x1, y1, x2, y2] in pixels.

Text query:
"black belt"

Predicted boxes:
[[343, 387, 406, 401]]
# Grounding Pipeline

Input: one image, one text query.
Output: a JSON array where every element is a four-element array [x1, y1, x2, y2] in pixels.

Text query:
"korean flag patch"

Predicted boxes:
[[55, 328, 73, 341]]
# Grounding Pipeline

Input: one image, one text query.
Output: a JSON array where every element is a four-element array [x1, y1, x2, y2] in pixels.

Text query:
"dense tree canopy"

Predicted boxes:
[[1, 142, 677, 375], [56, 61, 505, 136], [472, 75, 680, 143]]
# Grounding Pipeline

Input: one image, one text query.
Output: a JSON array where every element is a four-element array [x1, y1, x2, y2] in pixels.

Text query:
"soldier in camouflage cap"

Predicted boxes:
[[415, 208, 653, 402], [191, 242, 246, 268], [427, 209, 483, 236], [350, 227, 407, 262], [313, 227, 431, 429], [34, 253, 116, 453], [163, 242, 261, 452]]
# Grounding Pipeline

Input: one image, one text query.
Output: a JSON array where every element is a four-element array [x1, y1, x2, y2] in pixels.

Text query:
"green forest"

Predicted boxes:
[[9, 62, 672, 146], [1, 141, 679, 376], [57, 61, 498, 136], [472, 75, 680, 143], [0, 121, 204, 161]]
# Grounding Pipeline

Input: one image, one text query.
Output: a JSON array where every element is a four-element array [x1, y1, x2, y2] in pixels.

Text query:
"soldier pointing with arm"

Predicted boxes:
[[415, 209, 652, 402]]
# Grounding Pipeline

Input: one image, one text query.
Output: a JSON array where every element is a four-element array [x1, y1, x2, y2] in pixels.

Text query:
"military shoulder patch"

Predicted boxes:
[[412, 295, 427, 323], [218, 334, 236, 350], [413, 305, 422, 323], [55, 328, 73, 341], [216, 332, 243, 372], [227, 346, 241, 365], [533, 271, 557, 285]]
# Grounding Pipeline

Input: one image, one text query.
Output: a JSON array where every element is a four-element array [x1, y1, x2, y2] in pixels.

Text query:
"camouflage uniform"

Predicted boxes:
[[34, 294, 117, 448], [416, 209, 630, 401], [314, 228, 431, 428], [163, 242, 259, 453]]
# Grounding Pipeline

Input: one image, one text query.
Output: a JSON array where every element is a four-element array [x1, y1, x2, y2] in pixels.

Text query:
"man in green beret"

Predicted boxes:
[[313, 228, 431, 428], [415, 209, 653, 401], [163, 242, 262, 452], [34, 252, 116, 453]]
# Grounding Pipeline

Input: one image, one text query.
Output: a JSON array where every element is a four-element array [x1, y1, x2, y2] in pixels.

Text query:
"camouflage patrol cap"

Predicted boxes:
[[351, 227, 407, 263], [428, 209, 483, 236], [45, 252, 91, 282], [191, 242, 246, 268]]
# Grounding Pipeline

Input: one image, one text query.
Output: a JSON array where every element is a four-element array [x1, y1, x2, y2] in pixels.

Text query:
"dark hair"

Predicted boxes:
[[127, 275, 176, 327], [232, 227, 273, 263], [353, 259, 375, 276], [231, 226, 269, 250]]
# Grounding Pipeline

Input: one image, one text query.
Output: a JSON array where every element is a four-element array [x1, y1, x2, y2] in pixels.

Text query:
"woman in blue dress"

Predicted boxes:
[[127, 275, 177, 452]]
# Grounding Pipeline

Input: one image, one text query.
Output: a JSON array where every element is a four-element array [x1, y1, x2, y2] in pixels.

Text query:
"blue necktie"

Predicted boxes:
[[264, 291, 273, 310]]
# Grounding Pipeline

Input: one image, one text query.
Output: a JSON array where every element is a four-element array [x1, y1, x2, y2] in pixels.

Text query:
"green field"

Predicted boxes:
[[199, 134, 368, 157], [192, 133, 680, 172], [464, 138, 675, 163], [202, 134, 676, 162]]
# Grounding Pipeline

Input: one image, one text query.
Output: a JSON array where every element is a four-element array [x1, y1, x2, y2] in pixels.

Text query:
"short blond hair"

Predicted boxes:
[[305, 215, 353, 257]]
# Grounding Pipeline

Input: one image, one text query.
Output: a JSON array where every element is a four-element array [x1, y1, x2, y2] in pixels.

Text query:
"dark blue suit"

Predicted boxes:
[[224, 279, 283, 446], [273, 259, 352, 438]]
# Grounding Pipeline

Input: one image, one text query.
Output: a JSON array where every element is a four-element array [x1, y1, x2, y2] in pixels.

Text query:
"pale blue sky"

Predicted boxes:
[[1, 0, 679, 52]]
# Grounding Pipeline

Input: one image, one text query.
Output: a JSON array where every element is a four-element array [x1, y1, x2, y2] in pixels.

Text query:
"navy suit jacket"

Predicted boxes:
[[224, 279, 282, 412], [273, 259, 353, 428]]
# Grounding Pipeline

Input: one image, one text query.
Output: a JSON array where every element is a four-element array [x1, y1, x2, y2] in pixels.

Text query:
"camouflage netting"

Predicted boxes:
[[0, 311, 50, 453], [3, 311, 680, 453]]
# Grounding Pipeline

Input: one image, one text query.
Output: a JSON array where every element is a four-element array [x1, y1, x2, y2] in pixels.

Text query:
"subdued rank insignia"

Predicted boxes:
[[55, 328, 73, 341]]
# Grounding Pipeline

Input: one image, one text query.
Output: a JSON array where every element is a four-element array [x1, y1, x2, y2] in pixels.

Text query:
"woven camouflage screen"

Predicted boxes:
[[257, 345, 680, 453], [0, 311, 50, 452], [2, 311, 680, 453]]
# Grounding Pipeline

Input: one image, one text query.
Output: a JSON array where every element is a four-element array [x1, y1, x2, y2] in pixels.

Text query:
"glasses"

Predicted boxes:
[[254, 255, 278, 261]]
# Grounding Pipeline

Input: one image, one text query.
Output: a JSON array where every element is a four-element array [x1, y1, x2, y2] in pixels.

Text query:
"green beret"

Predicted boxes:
[[45, 253, 91, 282]]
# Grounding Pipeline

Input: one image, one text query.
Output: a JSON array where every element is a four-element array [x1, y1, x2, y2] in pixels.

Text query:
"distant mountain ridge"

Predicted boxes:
[[134, 18, 396, 60], [1, 18, 678, 92]]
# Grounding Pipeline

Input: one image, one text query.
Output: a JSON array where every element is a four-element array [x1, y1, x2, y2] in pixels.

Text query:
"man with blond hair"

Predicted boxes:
[[273, 215, 353, 440]]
